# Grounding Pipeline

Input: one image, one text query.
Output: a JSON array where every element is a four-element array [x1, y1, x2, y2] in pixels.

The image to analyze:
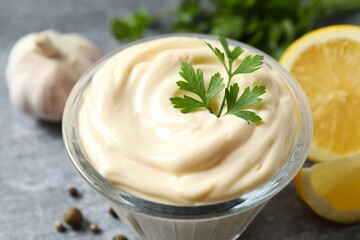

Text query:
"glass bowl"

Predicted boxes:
[[62, 33, 313, 240]]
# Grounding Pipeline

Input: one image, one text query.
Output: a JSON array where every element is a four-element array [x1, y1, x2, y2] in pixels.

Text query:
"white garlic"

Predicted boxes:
[[5, 29, 103, 122]]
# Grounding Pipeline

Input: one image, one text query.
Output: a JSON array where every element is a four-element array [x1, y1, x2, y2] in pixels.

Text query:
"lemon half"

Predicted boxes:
[[280, 25, 360, 162]]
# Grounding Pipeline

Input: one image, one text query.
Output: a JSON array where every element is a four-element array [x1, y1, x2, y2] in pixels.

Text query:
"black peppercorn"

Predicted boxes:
[[68, 187, 79, 198], [63, 207, 83, 229]]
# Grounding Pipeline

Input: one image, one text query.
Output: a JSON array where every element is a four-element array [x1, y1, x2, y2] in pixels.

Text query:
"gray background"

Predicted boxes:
[[0, 1, 359, 239]]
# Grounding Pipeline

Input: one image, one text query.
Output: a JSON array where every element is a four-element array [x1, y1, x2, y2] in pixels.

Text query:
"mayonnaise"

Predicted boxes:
[[78, 37, 299, 205]]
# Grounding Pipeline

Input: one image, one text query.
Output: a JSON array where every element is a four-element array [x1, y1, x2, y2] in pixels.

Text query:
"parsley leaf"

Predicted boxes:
[[170, 95, 206, 113], [233, 55, 264, 74], [205, 42, 226, 67], [207, 72, 225, 99], [218, 35, 232, 59], [225, 84, 266, 123], [170, 62, 225, 114]]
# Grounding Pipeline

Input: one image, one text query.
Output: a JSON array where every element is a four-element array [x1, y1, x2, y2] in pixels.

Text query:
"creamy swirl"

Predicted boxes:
[[78, 37, 299, 205]]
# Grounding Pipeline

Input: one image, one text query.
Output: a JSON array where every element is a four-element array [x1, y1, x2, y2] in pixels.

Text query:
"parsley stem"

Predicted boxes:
[[217, 93, 226, 117], [217, 62, 233, 117]]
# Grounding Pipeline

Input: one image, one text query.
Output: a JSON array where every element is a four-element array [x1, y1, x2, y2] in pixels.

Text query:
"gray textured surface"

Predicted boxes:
[[0, 1, 359, 239]]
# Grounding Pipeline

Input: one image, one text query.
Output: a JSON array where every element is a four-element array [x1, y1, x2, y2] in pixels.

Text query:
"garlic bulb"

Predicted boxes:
[[5, 29, 103, 122]]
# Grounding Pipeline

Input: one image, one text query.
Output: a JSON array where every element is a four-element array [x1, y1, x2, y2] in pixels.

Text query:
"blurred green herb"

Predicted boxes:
[[111, 8, 153, 41], [111, 0, 360, 59]]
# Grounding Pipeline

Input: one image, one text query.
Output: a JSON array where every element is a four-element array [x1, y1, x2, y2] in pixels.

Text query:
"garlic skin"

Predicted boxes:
[[5, 29, 103, 121]]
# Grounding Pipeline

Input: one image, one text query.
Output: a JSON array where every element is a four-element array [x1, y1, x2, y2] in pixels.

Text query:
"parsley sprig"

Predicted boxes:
[[170, 36, 266, 123]]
